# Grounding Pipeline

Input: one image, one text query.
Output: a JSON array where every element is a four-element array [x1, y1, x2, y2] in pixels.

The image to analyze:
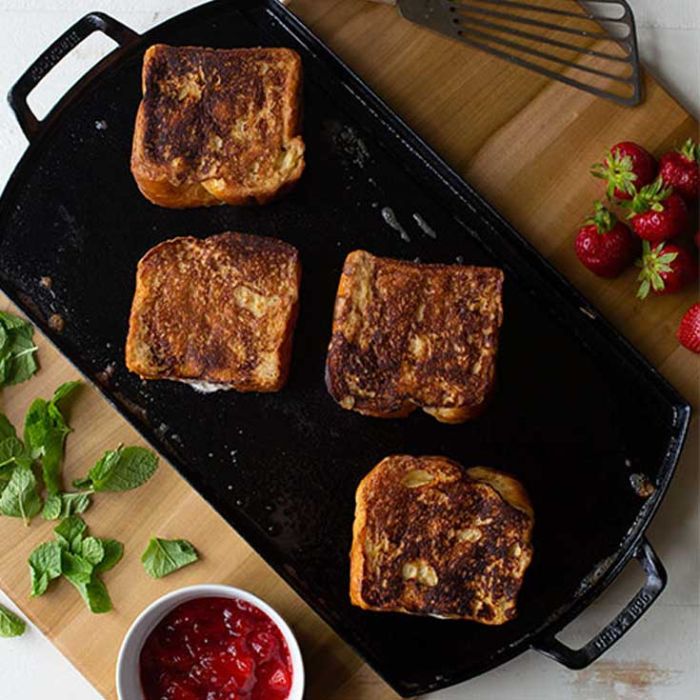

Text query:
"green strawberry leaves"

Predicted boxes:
[[678, 137, 698, 163], [585, 200, 617, 235], [0, 604, 26, 638], [141, 538, 198, 579], [73, 445, 158, 492], [0, 312, 38, 388], [635, 241, 679, 300], [591, 150, 637, 198], [626, 177, 672, 216]]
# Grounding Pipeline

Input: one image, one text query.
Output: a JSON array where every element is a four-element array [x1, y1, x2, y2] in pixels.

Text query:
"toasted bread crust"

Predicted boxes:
[[326, 251, 504, 423], [131, 45, 305, 207], [350, 456, 533, 623], [125, 232, 300, 391]]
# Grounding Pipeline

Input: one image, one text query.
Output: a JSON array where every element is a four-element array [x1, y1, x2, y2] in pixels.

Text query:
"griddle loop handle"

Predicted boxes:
[[8, 12, 139, 140], [533, 537, 666, 669]]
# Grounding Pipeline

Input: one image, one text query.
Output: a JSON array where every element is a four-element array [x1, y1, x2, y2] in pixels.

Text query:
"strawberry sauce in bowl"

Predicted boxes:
[[117, 586, 304, 700]]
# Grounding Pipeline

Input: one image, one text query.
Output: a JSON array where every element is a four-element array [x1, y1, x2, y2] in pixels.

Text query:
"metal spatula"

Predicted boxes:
[[372, 0, 642, 105]]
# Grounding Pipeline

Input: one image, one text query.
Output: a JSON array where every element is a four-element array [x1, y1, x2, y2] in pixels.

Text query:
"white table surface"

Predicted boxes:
[[0, 2, 698, 699]]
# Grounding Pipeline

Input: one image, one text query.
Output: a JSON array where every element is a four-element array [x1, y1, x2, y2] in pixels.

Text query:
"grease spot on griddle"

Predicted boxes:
[[412, 213, 437, 239], [381, 207, 410, 242], [323, 120, 370, 168]]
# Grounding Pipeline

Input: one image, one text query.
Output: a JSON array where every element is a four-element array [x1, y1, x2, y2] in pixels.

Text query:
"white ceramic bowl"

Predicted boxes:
[[116, 584, 305, 700]]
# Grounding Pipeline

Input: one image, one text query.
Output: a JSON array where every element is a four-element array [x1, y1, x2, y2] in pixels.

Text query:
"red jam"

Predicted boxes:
[[140, 596, 293, 700]]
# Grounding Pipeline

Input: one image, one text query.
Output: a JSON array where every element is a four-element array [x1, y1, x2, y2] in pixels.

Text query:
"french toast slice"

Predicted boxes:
[[131, 44, 305, 207], [125, 232, 301, 392], [325, 251, 504, 423], [350, 456, 533, 624]]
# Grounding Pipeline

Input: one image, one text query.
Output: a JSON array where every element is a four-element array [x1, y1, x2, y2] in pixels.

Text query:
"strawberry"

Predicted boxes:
[[677, 304, 700, 354], [636, 241, 697, 299], [591, 141, 656, 200], [574, 201, 638, 277], [625, 178, 688, 242], [659, 138, 699, 202]]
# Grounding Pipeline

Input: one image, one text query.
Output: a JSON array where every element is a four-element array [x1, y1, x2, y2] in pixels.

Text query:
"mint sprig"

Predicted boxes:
[[27, 516, 123, 614]]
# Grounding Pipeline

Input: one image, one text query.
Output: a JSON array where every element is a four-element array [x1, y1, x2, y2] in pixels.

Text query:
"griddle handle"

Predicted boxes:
[[7, 12, 139, 140], [534, 537, 666, 669]]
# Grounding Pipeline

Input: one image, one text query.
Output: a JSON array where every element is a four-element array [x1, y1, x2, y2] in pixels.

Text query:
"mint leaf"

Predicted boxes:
[[81, 537, 104, 566], [41, 494, 62, 521], [75, 446, 158, 492], [0, 311, 31, 333], [141, 538, 198, 579], [51, 381, 81, 405], [61, 551, 93, 585], [54, 515, 87, 553], [68, 575, 112, 614], [0, 413, 17, 441], [28, 541, 62, 597], [0, 437, 25, 467], [94, 539, 124, 573], [23, 382, 80, 495], [0, 604, 26, 638], [41, 492, 91, 520], [0, 467, 42, 524], [0, 312, 38, 388]]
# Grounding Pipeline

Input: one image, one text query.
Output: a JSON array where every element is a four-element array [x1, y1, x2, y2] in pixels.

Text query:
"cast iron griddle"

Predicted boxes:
[[0, 1, 690, 696]]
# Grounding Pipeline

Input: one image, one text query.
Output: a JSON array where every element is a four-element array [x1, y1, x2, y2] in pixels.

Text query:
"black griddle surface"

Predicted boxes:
[[0, 2, 689, 696]]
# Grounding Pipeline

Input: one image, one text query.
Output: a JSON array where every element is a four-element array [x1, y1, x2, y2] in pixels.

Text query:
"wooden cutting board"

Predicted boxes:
[[0, 1, 697, 698]]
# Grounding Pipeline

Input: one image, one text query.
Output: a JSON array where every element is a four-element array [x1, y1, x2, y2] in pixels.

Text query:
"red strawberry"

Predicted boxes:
[[636, 241, 697, 299], [659, 138, 699, 202], [677, 304, 700, 353], [625, 178, 688, 242], [591, 141, 656, 200], [574, 201, 638, 277]]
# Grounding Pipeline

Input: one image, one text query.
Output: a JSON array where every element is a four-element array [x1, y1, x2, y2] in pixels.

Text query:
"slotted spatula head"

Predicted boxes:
[[389, 0, 642, 105]]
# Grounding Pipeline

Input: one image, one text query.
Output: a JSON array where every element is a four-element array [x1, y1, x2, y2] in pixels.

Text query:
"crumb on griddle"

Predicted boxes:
[[629, 473, 656, 498], [48, 313, 64, 332]]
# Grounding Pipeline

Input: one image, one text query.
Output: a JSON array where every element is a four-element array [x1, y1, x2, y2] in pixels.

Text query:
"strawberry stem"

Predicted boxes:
[[584, 201, 617, 234], [626, 177, 672, 216], [678, 138, 698, 163], [591, 150, 638, 199], [635, 241, 678, 300]]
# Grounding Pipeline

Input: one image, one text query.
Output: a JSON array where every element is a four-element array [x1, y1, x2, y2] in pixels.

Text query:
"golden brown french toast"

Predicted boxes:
[[350, 456, 534, 624], [325, 251, 504, 423], [131, 44, 305, 207], [125, 232, 301, 392]]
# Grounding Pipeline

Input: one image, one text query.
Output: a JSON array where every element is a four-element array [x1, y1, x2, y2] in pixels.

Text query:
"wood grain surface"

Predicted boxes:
[[0, 1, 697, 699]]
